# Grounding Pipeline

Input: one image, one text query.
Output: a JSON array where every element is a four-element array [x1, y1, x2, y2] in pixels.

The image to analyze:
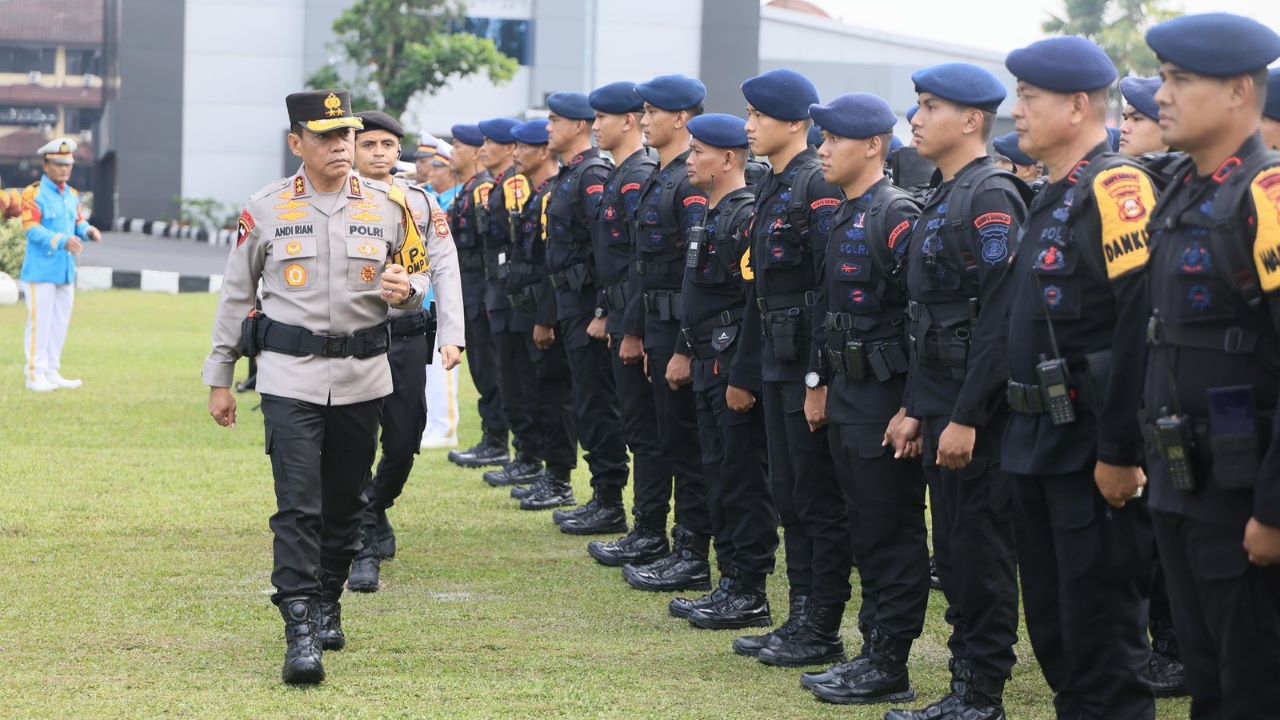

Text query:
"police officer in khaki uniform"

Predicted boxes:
[[346, 110, 464, 592], [204, 90, 429, 685]]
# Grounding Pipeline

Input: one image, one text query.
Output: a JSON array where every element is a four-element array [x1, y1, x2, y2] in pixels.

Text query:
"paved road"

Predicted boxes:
[[81, 232, 231, 277]]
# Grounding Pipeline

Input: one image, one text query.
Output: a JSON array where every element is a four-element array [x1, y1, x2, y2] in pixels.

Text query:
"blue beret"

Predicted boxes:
[[890, 136, 904, 154], [511, 119, 549, 145], [912, 63, 1006, 112], [589, 81, 644, 115], [1266, 68, 1280, 122], [478, 117, 520, 144], [809, 92, 897, 140], [635, 74, 706, 112], [807, 124, 824, 147], [906, 105, 919, 123], [687, 113, 748, 148], [450, 123, 485, 147], [993, 131, 1035, 167], [1119, 76, 1161, 121], [1147, 13, 1280, 78], [742, 69, 820, 121], [1107, 126, 1121, 151], [547, 92, 595, 121], [1006, 36, 1117, 93]]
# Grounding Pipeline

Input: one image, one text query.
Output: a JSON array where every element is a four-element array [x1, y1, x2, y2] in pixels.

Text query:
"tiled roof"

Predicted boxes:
[[0, 0, 104, 46]]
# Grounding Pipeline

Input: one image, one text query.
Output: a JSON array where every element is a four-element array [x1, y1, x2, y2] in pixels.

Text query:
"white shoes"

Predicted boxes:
[[420, 434, 459, 450], [26, 376, 57, 393], [45, 371, 82, 389]]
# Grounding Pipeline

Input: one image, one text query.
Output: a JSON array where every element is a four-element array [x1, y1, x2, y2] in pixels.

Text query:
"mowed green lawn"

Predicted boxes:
[[0, 291, 1192, 719]]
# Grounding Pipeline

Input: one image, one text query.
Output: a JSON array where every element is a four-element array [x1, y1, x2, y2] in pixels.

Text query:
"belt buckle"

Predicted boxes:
[[720, 310, 734, 326], [322, 335, 346, 358]]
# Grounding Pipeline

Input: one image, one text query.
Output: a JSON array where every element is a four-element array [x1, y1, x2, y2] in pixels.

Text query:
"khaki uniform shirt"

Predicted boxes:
[[202, 169, 427, 405]]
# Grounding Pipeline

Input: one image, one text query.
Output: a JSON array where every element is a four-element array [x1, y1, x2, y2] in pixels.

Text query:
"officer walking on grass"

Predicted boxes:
[[204, 90, 428, 684], [346, 110, 464, 593]]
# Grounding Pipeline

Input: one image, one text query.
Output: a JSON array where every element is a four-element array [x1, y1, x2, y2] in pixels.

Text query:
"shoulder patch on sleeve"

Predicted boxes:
[[1092, 166, 1155, 280], [622, 182, 642, 194], [683, 195, 708, 207], [811, 197, 841, 211], [237, 210, 256, 248], [585, 184, 604, 196], [1250, 166, 1280, 293], [888, 219, 912, 251], [974, 212, 1011, 265]]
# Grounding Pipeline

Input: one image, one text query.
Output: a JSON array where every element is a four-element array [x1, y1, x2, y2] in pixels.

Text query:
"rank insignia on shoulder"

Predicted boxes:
[[1250, 166, 1280, 293]]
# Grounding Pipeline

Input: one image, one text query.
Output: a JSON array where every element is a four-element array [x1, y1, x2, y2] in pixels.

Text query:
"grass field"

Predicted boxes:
[[0, 291, 1192, 719]]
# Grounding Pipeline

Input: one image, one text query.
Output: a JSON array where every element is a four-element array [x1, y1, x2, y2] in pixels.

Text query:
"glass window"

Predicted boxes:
[[450, 18, 532, 66], [66, 49, 103, 77], [65, 107, 102, 133], [0, 46, 57, 74]]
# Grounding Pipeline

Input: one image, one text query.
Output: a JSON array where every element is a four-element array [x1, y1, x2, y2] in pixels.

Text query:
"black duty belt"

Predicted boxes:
[[549, 261, 593, 291], [1007, 380, 1092, 415], [604, 282, 628, 311], [642, 290, 682, 321], [907, 299, 977, 324], [258, 316, 389, 359], [634, 259, 685, 276], [507, 261, 544, 277], [681, 308, 744, 359], [825, 337, 908, 382], [757, 291, 815, 314], [389, 312, 432, 339]]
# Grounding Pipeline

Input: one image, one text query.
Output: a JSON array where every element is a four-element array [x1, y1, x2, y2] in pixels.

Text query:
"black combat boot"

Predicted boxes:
[[316, 570, 347, 651], [520, 467, 576, 510], [886, 660, 1007, 720], [734, 593, 808, 657], [449, 433, 510, 468], [558, 497, 627, 535], [278, 596, 324, 685], [553, 495, 600, 525], [801, 624, 877, 690], [756, 601, 846, 668], [688, 570, 772, 630], [810, 630, 915, 705], [347, 527, 381, 593], [1149, 618, 1188, 698], [375, 512, 396, 560], [621, 526, 711, 592], [587, 526, 669, 567], [670, 573, 735, 619], [483, 454, 543, 487]]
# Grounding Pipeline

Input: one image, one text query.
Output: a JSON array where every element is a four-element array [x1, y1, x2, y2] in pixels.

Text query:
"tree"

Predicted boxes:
[[306, 0, 519, 119], [1043, 0, 1182, 76]]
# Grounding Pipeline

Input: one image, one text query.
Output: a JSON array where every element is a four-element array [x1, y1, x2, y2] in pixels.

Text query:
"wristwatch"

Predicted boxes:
[[593, 306, 607, 319], [804, 371, 822, 389]]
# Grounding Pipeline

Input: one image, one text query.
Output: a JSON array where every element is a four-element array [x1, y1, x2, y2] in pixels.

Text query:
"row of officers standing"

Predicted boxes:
[[204, 11, 1280, 720]]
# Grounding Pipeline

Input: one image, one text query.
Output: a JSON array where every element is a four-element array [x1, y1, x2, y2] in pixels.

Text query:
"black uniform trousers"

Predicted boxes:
[[761, 380, 846, 605], [360, 329, 429, 536], [643, 343, 710, 537], [559, 313, 629, 494], [920, 415, 1019, 680], [261, 393, 383, 605], [694, 369, 776, 578], [1153, 511, 1280, 720], [462, 293, 508, 444], [830, 423, 930, 641], [609, 334, 673, 528], [493, 327, 577, 473], [1012, 468, 1155, 720]]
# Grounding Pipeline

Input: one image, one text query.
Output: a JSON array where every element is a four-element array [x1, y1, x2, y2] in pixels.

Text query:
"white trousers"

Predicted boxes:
[[422, 333, 459, 440], [23, 282, 75, 382]]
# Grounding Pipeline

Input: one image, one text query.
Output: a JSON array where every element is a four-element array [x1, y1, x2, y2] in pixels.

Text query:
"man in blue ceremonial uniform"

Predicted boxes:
[[19, 138, 101, 392]]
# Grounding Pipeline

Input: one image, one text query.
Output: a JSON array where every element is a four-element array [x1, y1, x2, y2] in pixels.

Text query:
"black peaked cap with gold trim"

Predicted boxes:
[[286, 89, 364, 134]]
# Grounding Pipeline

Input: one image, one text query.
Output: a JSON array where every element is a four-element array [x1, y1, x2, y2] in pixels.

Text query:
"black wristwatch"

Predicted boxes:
[[593, 306, 607, 319]]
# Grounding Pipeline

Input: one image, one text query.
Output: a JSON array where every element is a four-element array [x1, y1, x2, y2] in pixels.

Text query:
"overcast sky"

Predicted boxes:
[[806, 0, 1280, 55]]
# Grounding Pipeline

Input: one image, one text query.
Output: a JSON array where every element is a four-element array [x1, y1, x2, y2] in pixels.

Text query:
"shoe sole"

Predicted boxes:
[[558, 521, 628, 536], [282, 664, 325, 684], [520, 500, 577, 511], [811, 686, 916, 706], [586, 547, 668, 568], [732, 643, 765, 658], [485, 476, 539, 487], [346, 582, 379, 593], [453, 456, 511, 469], [623, 576, 713, 593], [757, 650, 848, 668], [687, 614, 774, 630], [669, 606, 694, 619]]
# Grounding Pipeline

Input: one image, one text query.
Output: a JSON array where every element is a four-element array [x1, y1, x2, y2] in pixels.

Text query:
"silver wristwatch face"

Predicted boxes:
[[805, 372, 820, 388]]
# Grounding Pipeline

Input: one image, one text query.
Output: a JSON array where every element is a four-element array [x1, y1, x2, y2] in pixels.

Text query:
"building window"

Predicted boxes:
[[451, 18, 533, 66], [66, 49, 103, 77], [65, 107, 102, 134], [0, 46, 57, 75]]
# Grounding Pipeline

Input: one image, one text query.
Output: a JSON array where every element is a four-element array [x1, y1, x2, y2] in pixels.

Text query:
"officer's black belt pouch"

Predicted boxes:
[[550, 262, 593, 291], [1207, 385, 1261, 489], [765, 308, 802, 363], [390, 312, 429, 339], [643, 291, 682, 322], [604, 282, 628, 311], [240, 312, 262, 357]]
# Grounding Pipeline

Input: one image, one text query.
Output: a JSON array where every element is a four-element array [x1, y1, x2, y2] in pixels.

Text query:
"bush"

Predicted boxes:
[[177, 197, 238, 231], [0, 217, 26, 277]]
